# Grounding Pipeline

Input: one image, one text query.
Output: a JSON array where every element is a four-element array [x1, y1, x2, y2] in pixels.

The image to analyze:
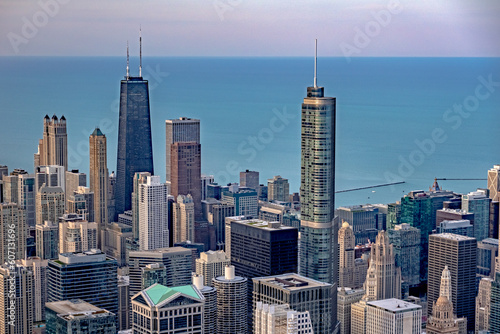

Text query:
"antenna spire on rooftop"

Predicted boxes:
[[314, 39, 317, 88], [139, 25, 142, 77], [126, 41, 129, 79]]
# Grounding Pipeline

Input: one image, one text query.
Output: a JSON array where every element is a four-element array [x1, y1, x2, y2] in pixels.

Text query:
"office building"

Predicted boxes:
[[462, 190, 491, 241], [12, 173, 36, 228], [259, 203, 285, 225], [89, 128, 109, 247], [36, 220, 59, 259], [45, 299, 116, 334], [59, 214, 98, 253], [173, 194, 195, 244], [221, 188, 258, 217], [400, 189, 456, 281], [490, 272, 500, 332], [253, 273, 335, 334], [128, 247, 193, 296], [131, 172, 151, 241], [201, 174, 214, 201], [426, 266, 467, 334], [35, 184, 65, 226], [488, 165, 500, 201], [165, 117, 200, 183], [67, 186, 95, 222], [141, 263, 168, 290], [337, 205, 381, 244], [436, 219, 474, 236], [363, 230, 401, 300], [477, 238, 498, 279], [213, 265, 247, 334], [117, 275, 130, 331], [387, 223, 421, 287], [428, 233, 476, 332], [365, 299, 421, 334], [35, 115, 68, 171], [337, 287, 364, 334], [138, 175, 169, 250], [131, 283, 204, 334], [20, 257, 48, 322], [338, 221, 356, 288], [0, 264, 33, 334], [202, 199, 234, 249], [267, 175, 290, 202], [195, 250, 230, 287], [107, 171, 116, 223], [0, 203, 26, 264], [47, 250, 118, 315], [102, 222, 133, 267], [115, 54, 154, 218], [35, 165, 65, 192], [476, 277, 493, 333], [298, 47, 337, 285], [240, 170, 260, 191], [65, 169, 86, 210], [254, 302, 313, 334], [193, 273, 217, 334]]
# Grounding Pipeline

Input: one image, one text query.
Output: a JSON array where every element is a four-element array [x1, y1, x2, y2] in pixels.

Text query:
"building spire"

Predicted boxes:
[[139, 25, 142, 77], [314, 39, 317, 88], [126, 40, 129, 79], [439, 265, 451, 300]]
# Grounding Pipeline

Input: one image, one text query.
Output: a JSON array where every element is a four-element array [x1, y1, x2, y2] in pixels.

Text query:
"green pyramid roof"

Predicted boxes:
[[91, 127, 104, 136], [144, 284, 201, 306]]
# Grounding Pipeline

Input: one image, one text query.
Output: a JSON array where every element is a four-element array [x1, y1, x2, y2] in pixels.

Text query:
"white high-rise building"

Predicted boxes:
[[201, 174, 214, 201], [138, 175, 169, 250], [195, 250, 230, 287], [254, 302, 313, 334], [365, 298, 421, 334], [173, 194, 195, 244], [59, 214, 98, 253], [19, 257, 48, 322]]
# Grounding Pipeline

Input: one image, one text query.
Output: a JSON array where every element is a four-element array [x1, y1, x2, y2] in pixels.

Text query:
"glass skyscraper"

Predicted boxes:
[[299, 41, 337, 285], [115, 72, 154, 219]]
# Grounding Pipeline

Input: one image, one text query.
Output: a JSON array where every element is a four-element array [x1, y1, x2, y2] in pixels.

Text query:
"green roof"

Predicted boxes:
[[91, 127, 104, 136], [144, 284, 201, 306]]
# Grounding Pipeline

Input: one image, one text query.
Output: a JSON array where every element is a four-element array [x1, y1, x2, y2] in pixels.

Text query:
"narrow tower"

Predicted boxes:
[[115, 31, 154, 219]]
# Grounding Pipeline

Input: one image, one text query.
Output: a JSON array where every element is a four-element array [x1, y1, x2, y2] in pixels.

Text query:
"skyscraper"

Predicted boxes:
[[64, 169, 86, 210], [35, 185, 65, 226], [115, 40, 154, 218], [299, 41, 337, 287], [89, 128, 109, 248], [338, 221, 356, 288], [19, 257, 48, 323], [195, 250, 231, 287], [365, 299, 422, 334], [173, 194, 195, 244], [0, 203, 26, 264], [462, 190, 491, 241], [387, 223, 421, 287], [488, 164, 500, 201], [428, 233, 476, 332], [240, 170, 260, 191], [267, 175, 290, 202], [35, 220, 59, 260], [35, 115, 68, 171], [137, 175, 169, 250]]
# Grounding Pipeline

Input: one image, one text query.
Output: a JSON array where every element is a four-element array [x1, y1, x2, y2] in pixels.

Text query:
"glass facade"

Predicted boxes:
[[115, 77, 154, 218]]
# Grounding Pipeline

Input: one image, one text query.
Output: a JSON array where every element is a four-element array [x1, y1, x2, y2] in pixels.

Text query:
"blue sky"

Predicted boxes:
[[1, 0, 499, 57]]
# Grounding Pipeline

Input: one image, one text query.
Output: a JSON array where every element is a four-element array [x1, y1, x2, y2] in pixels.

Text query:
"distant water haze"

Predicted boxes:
[[0, 56, 498, 207]]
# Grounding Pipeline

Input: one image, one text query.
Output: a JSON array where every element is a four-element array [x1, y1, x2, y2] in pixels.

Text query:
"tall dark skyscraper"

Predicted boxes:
[[115, 36, 154, 219]]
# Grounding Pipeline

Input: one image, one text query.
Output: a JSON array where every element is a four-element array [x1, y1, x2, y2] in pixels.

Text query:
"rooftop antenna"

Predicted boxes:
[[126, 41, 129, 79], [139, 25, 142, 77], [314, 39, 317, 88]]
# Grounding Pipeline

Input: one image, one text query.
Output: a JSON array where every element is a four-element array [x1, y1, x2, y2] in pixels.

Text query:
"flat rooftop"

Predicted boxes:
[[367, 298, 421, 313], [432, 233, 476, 241], [46, 299, 104, 314], [253, 273, 331, 291], [232, 219, 295, 231]]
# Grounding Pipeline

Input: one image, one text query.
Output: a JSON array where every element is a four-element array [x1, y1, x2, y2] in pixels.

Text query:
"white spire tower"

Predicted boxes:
[[439, 265, 451, 300], [314, 39, 317, 88]]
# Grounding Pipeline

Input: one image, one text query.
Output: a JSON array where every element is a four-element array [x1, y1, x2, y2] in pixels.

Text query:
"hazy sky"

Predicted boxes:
[[1, 0, 499, 57]]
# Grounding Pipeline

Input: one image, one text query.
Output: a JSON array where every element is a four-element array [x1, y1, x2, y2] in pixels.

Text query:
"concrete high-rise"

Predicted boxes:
[[64, 169, 86, 210], [338, 221, 356, 288], [0, 203, 26, 264], [0, 264, 33, 334], [165, 117, 200, 183], [195, 250, 230, 287], [137, 175, 169, 250], [428, 233, 476, 332], [299, 41, 337, 287], [213, 265, 247, 334], [221, 187, 258, 217], [19, 257, 48, 323], [337, 287, 364, 334], [66, 186, 94, 222], [89, 128, 109, 248], [35, 115, 68, 171], [365, 299, 422, 334], [36, 220, 58, 260], [47, 250, 118, 315], [252, 273, 335, 334], [476, 277, 493, 333], [35, 185, 64, 226], [35, 165, 65, 191], [192, 273, 217, 334], [173, 194, 195, 244], [267, 175, 290, 202], [115, 55, 154, 218], [58, 214, 98, 253], [254, 302, 314, 334], [240, 170, 260, 191], [387, 223, 421, 287]]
